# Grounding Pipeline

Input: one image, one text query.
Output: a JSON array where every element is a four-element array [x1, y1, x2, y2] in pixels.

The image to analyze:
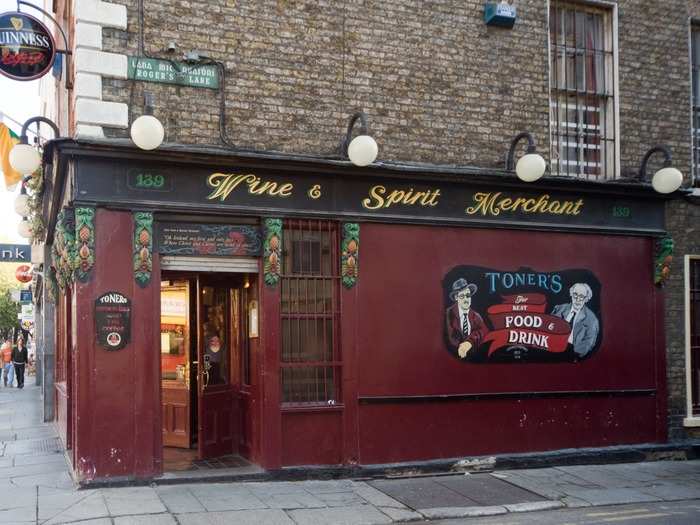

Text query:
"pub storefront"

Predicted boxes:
[[45, 139, 670, 483]]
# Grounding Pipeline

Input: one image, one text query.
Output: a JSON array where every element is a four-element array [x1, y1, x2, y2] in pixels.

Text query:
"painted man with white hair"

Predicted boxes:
[[552, 282, 599, 358]]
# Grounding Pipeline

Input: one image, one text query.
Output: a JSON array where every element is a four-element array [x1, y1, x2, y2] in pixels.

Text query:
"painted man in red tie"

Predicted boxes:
[[446, 278, 489, 359]]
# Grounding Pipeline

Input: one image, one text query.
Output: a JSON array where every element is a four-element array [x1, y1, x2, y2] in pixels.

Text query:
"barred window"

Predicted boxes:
[[688, 258, 700, 417], [692, 27, 700, 184], [280, 220, 341, 405], [549, 1, 616, 179]]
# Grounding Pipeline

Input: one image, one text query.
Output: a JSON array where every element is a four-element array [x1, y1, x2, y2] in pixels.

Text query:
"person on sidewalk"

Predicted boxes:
[[11, 336, 29, 389], [1, 339, 13, 387]]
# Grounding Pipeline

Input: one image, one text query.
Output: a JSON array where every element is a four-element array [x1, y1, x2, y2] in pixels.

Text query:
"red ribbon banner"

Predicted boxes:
[[482, 293, 572, 356]]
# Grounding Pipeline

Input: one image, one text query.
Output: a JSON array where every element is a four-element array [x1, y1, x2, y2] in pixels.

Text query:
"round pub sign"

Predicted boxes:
[[0, 12, 56, 81]]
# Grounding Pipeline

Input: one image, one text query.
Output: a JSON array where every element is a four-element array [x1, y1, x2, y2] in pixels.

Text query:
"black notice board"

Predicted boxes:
[[95, 292, 131, 351], [157, 223, 262, 256]]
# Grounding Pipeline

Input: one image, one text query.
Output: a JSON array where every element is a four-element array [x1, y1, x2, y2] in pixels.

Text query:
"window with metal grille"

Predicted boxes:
[[549, 1, 616, 179], [692, 27, 700, 185], [688, 258, 700, 417], [280, 220, 341, 405]]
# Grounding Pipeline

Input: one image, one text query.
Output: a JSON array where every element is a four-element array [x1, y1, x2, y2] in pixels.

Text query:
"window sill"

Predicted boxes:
[[683, 417, 700, 428], [281, 404, 344, 414]]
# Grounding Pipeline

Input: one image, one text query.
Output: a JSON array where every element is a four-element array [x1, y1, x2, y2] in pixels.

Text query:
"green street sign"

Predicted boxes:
[[127, 57, 219, 89]]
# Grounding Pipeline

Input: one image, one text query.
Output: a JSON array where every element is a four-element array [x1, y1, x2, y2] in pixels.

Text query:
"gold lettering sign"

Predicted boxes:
[[465, 192, 584, 217], [362, 185, 441, 210], [207, 173, 294, 201]]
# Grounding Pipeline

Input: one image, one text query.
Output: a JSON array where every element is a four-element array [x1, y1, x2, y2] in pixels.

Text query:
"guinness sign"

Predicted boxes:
[[0, 12, 56, 81]]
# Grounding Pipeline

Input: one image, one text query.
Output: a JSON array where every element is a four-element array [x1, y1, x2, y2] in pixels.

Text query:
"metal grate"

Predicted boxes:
[[690, 259, 700, 416], [5, 437, 63, 455], [549, 1, 616, 180], [280, 219, 341, 405]]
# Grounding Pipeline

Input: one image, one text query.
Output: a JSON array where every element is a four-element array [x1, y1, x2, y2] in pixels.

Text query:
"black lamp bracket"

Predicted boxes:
[[638, 145, 673, 182], [340, 111, 370, 158], [506, 131, 537, 171], [16, 0, 72, 88], [19, 117, 60, 145]]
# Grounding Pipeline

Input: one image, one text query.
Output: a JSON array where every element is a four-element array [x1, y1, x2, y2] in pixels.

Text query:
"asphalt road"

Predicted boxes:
[[432, 500, 700, 524]]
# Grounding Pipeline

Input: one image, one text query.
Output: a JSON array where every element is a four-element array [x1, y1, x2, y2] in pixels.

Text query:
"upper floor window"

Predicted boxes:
[[549, 1, 616, 180], [691, 26, 700, 184]]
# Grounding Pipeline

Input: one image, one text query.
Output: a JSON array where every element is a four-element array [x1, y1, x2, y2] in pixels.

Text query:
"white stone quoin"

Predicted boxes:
[[72, 0, 129, 137]]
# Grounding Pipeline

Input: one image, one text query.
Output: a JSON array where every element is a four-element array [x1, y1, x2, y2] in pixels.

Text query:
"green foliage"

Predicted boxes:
[[0, 289, 19, 339]]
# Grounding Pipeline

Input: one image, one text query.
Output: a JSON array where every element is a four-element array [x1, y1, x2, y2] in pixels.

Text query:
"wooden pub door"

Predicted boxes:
[[161, 275, 239, 461], [196, 275, 238, 459]]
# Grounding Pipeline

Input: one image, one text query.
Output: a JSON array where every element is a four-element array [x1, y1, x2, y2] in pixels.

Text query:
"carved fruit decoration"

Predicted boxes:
[[346, 239, 357, 254], [79, 226, 90, 242], [139, 228, 150, 246], [269, 235, 279, 251], [345, 255, 356, 276], [79, 244, 90, 259]]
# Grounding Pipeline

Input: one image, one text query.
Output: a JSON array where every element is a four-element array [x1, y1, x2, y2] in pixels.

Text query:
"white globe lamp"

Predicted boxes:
[[9, 143, 41, 175], [130, 115, 164, 151], [14, 193, 29, 216], [516, 153, 547, 183], [651, 166, 683, 194], [347, 135, 378, 167], [17, 220, 32, 239]]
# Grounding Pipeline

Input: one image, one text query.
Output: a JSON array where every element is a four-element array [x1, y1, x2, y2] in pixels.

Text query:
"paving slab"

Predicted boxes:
[[190, 490, 268, 512], [247, 481, 311, 497], [0, 505, 36, 524], [42, 492, 109, 525], [114, 514, 179, 525], [564, 487, 662, 506], [263, 492, 327, 509], [288, 504, 393, 525], [637, 482, 700, 501], [155, 485, 207, 514], [102, 486, 168, 516], [177, 508, 295, 525]]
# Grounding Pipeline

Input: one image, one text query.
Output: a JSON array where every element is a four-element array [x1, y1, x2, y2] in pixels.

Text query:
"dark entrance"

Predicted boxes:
[[160, 273, 249, 467]]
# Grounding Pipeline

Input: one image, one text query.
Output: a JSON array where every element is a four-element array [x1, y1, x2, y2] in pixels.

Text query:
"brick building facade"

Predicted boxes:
[[33, 0, 700, 482]]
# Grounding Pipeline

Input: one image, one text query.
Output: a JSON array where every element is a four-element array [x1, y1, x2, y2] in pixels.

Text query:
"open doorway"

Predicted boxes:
[[160, 272, 256, 472]]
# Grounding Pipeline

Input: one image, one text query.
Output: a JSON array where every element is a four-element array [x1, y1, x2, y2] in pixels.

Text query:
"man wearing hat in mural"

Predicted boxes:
[[446, 278, 489, 359]]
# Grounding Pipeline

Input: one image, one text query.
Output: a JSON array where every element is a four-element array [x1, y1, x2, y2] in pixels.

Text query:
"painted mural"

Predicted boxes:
[[443, 266, 602, 363]]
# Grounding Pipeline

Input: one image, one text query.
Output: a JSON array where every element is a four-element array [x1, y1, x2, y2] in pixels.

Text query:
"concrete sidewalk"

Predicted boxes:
[[2, 384, 700, 524]]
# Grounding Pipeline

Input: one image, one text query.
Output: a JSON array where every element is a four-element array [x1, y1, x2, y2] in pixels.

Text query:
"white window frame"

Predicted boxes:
[[684, 255, 700, 427], [547, 0, 620, 179]]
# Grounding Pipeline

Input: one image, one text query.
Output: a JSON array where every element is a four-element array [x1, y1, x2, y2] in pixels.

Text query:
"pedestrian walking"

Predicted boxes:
[[1, 339, 13, 387], [12, 336, 29, 389]]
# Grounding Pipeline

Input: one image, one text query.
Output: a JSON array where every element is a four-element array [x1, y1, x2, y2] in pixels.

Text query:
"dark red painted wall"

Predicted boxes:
[[355, 223, 664, 463], [73, 209, 160, 481]]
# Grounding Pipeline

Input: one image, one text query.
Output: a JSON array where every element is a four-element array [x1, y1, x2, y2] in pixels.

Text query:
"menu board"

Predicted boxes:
[[158, 223, 262, 257], [95, 292, 131, 351]]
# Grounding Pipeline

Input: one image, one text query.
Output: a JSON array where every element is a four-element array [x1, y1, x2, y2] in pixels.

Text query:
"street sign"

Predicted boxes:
[[127, 56, 219, 89], [19, 289, 32, 303], [0, 244, 29, 263]]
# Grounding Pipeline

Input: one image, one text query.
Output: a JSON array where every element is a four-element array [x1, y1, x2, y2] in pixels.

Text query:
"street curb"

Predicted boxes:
[[505, 501, 566, 512], [418, 505, 508, 519]]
